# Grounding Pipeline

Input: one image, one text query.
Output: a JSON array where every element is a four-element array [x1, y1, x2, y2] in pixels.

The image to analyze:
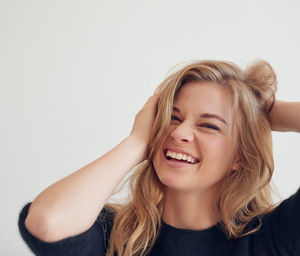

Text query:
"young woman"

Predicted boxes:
[[19, 60, 300, 255]]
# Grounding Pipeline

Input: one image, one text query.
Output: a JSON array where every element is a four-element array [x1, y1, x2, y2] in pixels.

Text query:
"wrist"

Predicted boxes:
[[125, 135, 148, 163]]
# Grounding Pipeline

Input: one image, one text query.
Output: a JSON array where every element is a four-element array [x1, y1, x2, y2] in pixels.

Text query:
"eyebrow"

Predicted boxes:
[[173, 106, 228, 125]]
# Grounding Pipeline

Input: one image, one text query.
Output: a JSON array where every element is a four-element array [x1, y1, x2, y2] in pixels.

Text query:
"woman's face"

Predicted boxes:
[[152, 81, 240, 193]]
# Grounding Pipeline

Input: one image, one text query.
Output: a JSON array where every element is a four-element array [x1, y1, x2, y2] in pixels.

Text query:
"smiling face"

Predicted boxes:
[[152, 81, 240, 194]]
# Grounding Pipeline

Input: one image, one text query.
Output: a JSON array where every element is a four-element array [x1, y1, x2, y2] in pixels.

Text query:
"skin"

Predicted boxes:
[[152, 81, 240, 230], [24, 78, 299, 241], [268, 100, 300, 133]]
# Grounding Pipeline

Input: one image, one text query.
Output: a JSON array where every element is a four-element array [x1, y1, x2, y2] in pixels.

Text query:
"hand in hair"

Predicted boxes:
[[23, 94, 161, 243], [267, 100, 300, 133], [130, 93, 161, 160]]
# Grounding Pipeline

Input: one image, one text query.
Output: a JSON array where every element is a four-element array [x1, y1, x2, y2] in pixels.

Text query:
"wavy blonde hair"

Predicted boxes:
[[104, 59, 279, 256]]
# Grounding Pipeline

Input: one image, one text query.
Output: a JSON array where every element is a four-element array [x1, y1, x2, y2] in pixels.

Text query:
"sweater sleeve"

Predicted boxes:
[[18, 202, 114, 256], [263, 186, 300, 254]]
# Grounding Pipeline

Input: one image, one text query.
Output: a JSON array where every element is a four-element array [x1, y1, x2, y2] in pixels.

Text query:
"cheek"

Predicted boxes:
[[203, 137, 234, 167], [151, 149, 172, 185], [201, 136, 228, 153], [211, 135, 231, 149], [152, 149, 161, 172]]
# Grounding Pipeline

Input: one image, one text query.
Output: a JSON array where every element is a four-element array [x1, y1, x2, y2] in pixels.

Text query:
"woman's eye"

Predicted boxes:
[[171, 116, 219, 131], [201, 124, 219, 130], [171, 115, 181, 121], [171, 116, 219, 130]]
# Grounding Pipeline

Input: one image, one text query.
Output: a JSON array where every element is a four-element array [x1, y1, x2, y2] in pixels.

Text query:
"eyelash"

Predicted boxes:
[[171, 115, 220, 131]]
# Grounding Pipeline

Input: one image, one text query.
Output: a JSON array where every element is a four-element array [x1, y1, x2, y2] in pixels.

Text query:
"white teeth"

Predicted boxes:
[[166, 150, 197, 164], [176, 153, 182, 160]]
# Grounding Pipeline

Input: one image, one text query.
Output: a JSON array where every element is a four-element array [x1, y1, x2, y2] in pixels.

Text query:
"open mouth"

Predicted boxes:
[[163, 148, 200, 164]]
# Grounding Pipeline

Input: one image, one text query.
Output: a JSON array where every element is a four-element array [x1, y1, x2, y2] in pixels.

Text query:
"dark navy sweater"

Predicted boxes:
[[18, 187, 300, 256]]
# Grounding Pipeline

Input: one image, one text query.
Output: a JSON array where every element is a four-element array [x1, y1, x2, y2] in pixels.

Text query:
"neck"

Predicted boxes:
[[162, 186, 221, 230]]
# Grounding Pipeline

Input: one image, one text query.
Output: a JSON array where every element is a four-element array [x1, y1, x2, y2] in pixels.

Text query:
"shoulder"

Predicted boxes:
[[97, 205, 117, 225], [242, 186, 300, 238], [265, 186, 300, 222], [18, 202, 114, 255], [96, 205, 117, 241], [256, 186, 300, 253]]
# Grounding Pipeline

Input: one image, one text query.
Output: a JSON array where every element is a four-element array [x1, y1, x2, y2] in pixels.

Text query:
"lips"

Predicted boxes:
[[163, 147, 200, 164]]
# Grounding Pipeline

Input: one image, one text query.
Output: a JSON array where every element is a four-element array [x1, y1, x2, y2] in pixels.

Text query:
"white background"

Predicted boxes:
[[1, 0, 300, 255]]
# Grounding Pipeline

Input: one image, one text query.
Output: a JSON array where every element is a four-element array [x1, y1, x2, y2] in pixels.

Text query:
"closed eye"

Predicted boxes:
[[201, 124, 220, 130], [171, 115, 181, 121], [171, 116, 219, 131]]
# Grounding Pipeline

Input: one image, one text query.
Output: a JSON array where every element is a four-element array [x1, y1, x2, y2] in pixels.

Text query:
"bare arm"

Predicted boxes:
[[268, 100, 300, 133], [25, 93, 160, 242]]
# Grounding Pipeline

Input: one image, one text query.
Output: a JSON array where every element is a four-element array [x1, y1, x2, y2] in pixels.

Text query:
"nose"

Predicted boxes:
[[170, 122, 194, 143]]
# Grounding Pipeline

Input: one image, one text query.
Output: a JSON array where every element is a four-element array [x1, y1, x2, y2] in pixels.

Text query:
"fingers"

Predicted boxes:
[[143, 92, 161, 109], [129, 92, 161, 145]]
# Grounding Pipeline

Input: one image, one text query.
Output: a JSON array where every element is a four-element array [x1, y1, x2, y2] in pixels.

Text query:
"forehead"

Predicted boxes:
[[174, 81, 233, 124]]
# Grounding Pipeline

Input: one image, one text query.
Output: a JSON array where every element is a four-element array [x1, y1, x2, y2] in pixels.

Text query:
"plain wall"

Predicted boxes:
[[1, 0, 300, 254]]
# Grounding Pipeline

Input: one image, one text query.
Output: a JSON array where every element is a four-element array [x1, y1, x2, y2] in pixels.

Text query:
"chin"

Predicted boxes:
[[158, 176, 187, 190], [152, 156, 189, 191]]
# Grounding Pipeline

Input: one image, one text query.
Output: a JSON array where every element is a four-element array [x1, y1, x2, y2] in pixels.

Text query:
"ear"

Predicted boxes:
[[231, 157, 241, 172]]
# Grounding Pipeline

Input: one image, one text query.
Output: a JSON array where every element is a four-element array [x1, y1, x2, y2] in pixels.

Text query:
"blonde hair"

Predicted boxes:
[[104, 59, 278, 256]]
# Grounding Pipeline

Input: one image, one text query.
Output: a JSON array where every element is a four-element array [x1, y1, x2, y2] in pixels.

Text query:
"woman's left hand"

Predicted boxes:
[[267, 100, 300, 133]]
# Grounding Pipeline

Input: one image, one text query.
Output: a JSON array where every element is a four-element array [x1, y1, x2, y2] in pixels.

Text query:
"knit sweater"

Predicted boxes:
[[18, 186, 300, 256]]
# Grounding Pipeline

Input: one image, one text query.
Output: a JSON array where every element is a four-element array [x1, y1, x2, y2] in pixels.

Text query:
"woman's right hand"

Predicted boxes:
[[129, 92, 161, 158], [22, 92, 161, 244]]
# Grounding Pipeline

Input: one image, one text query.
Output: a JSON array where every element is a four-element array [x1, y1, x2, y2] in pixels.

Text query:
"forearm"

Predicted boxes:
[[268, 100, 300, 133], [25, 135, 146, 242]]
